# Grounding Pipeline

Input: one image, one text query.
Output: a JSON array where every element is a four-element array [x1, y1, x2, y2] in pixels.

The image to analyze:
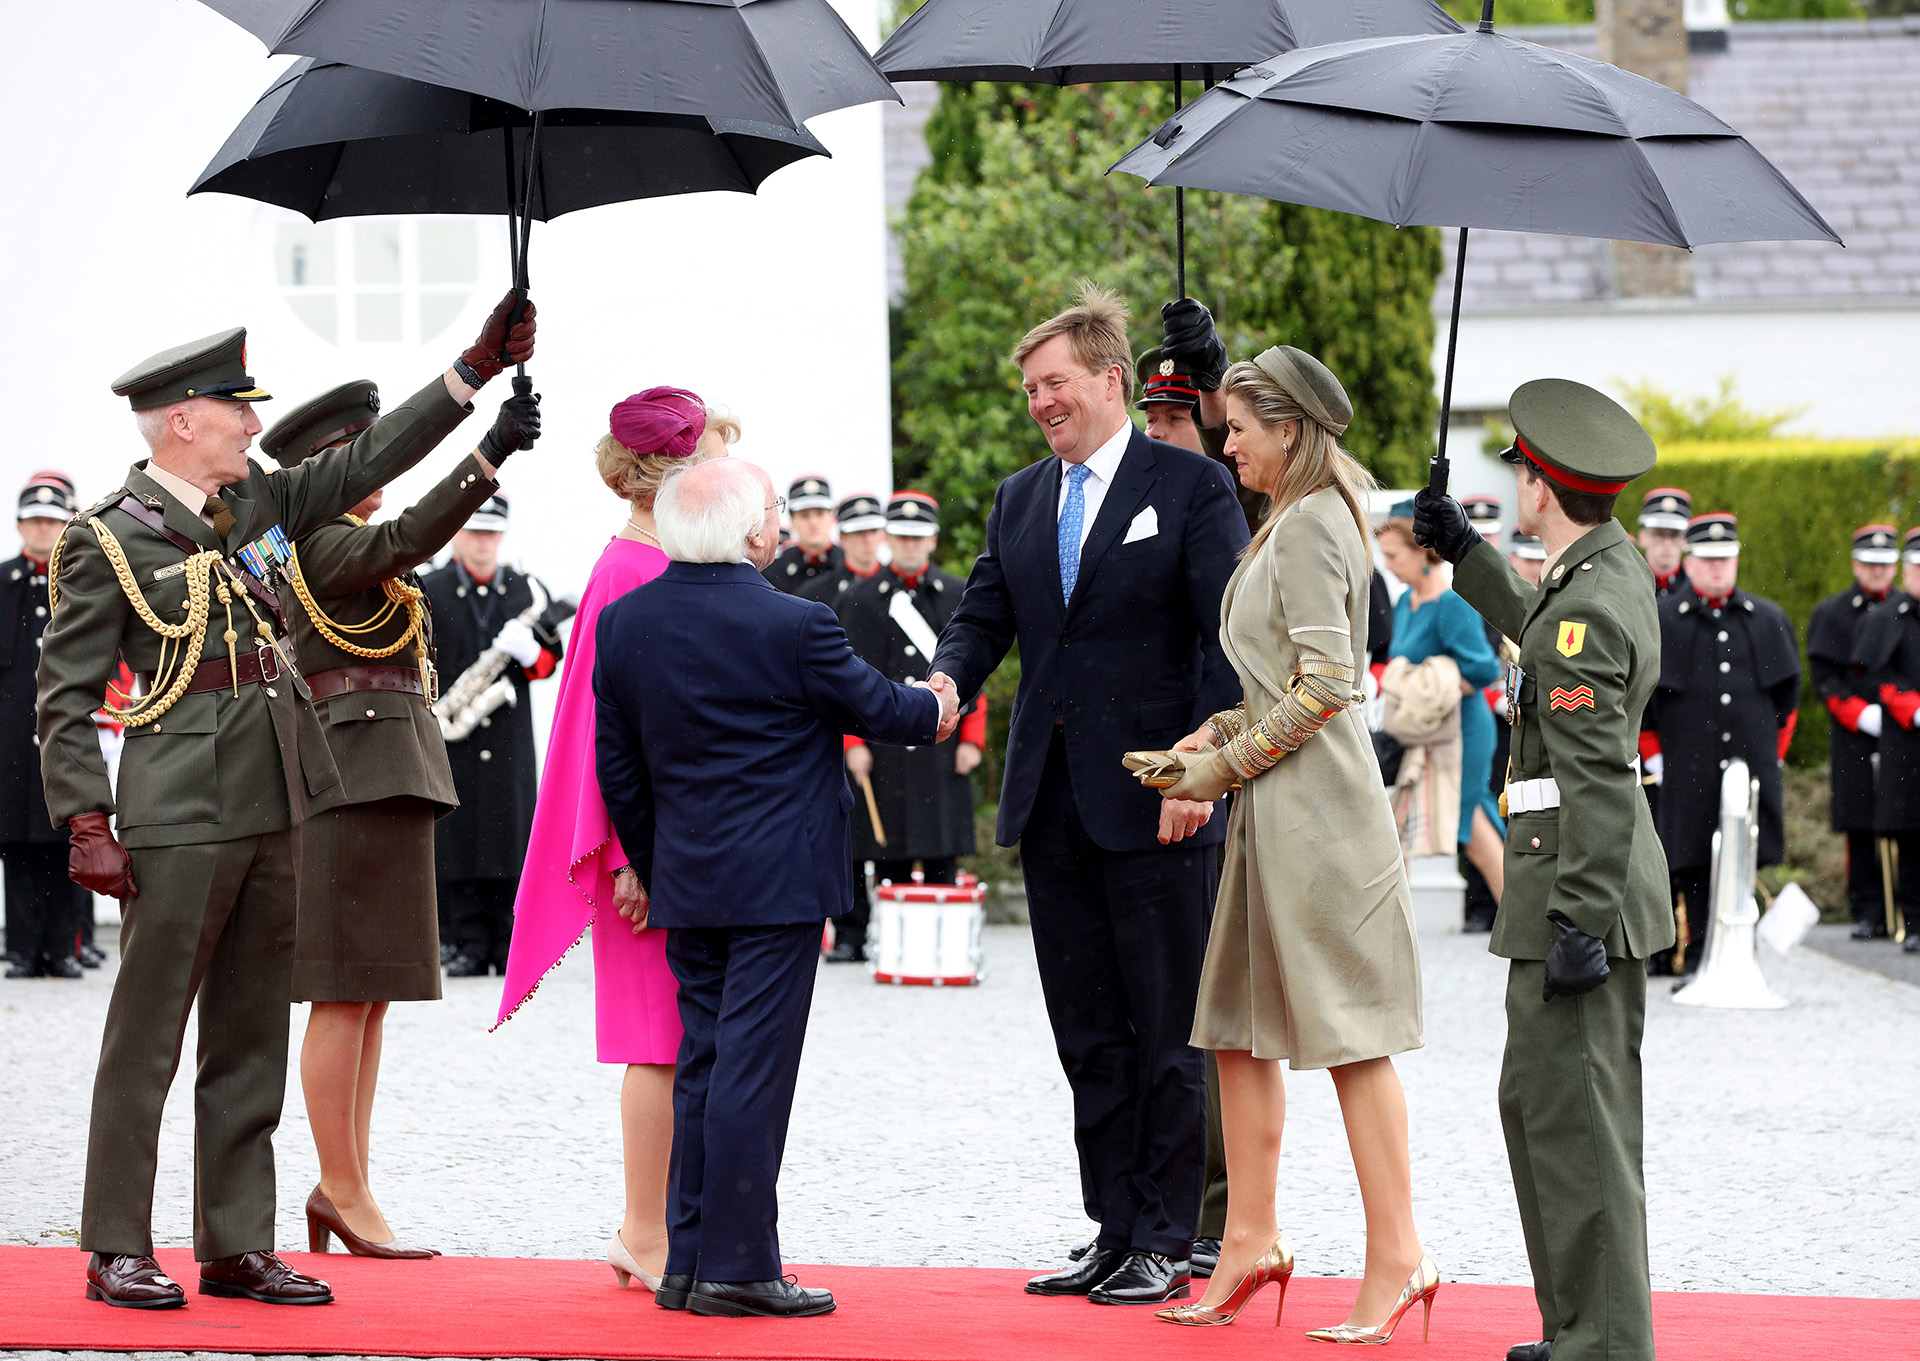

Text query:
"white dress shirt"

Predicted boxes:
[[1055, 419, 1133, 556]]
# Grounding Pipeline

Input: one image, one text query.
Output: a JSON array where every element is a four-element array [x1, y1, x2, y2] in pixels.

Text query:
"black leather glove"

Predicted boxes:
[[1412, 486, 1479, 565], [1161, 299, 1229, 392], [68, 812, 137, 900], [1542, 910, 1610, 1002], [478, 391, 541, 465], [459, 291, 538, 382]]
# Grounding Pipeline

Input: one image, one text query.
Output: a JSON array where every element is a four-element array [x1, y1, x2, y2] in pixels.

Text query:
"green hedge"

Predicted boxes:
[[1617, 439, 1920, 764]]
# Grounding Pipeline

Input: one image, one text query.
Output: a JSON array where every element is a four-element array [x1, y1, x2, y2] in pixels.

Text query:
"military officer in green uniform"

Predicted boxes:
[[263, 378, 537, 1257], [38, 295, 534, 1309], [1414, 379, 1673, 1361]]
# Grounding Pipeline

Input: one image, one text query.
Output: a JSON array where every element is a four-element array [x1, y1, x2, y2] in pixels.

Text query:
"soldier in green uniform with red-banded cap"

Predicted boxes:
[[1415, 378, 1673, 1361], [38, 295, 532, 1310]]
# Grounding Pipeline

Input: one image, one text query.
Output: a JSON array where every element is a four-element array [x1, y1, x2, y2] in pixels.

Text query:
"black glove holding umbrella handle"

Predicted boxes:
[[479, 390, 542, 465], [1160, 298, 1228, 392], [1542, 909, 1611, 1002], [1412, 486, 1479, 565]]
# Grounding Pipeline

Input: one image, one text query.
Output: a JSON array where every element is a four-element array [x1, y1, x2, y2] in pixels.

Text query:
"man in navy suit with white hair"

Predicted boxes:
[[930, 284, 1248, 1306], [594, 457, 954, 1319]]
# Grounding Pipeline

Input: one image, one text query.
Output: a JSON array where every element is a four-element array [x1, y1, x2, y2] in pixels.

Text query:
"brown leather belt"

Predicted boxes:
[[137, 647, 283, 697], [307, 664, 425, 702]]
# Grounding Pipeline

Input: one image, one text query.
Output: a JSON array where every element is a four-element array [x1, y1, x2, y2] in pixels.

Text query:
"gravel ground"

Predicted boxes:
[[4, 912, 1914, 1340]]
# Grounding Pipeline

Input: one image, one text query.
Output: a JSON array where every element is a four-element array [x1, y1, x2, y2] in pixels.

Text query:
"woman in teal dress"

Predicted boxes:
[[1378, 513, 1505, 901]]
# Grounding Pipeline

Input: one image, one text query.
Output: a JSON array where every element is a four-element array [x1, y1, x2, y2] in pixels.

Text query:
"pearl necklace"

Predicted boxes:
[[625, 518, 661, 546]]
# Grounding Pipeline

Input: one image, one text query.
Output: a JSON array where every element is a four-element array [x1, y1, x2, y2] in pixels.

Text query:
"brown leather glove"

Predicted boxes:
[[68, 812, 137, 900], [459, 291, 538, 382]]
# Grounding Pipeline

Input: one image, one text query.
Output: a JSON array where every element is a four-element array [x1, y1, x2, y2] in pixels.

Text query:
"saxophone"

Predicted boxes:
[[433, 574, 556, 742]]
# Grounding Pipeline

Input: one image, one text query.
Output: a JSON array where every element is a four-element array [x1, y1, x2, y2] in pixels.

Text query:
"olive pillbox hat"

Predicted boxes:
[[261, 380, 381, 468], [111, 327, 272, 411], [1250, 346, 1352, 435]]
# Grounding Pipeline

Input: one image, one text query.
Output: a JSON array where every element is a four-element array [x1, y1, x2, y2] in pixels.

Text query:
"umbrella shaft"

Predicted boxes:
[[1173, 78, 1186, 298], [1431, 226, 1471, 493]]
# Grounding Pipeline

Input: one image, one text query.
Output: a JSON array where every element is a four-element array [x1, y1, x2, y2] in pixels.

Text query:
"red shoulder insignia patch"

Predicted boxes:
[[1549, 685, 1596, 713]]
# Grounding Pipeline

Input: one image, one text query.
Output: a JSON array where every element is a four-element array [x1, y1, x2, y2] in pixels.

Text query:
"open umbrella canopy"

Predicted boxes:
[[190, 58, 829, 222], [194, 0, 899, 127], [875, 0, 1460, 83], [1111, 29, 1840, 249]]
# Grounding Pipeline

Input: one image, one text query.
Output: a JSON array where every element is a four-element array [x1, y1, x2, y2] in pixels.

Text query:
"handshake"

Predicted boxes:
[[915, 671, 961, 742]]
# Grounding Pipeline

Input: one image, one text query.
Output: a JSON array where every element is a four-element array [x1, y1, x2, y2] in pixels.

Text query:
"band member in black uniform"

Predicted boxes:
[[799, 493, 886, 606], [1637, 486, 1692, 599], [423, 494, 568, 976], [1642, 513, 1800, 979], [832, 493, 983, 962], [1809, 525, 1899, 940], [1857, 527, 1920, 950], [763, 475, 841, 593], [3, 472, 94, 978]]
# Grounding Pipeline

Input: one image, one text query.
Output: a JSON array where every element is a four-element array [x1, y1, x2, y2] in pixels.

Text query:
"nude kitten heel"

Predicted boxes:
[[607, 1231, 663, 1293]]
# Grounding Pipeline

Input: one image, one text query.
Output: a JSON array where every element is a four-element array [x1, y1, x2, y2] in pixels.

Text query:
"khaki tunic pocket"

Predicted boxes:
[[115, 692, 221, 827], [325, 690, 418, 727]]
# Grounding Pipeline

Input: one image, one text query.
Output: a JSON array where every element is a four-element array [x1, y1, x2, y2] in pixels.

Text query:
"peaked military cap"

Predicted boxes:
[[787, 475, 834, 515], [1638, 485, 1692, 532], [1462, 494, 1502, 537], [1853, 523, 1899, 565], [466, 492, 510, 532], [18, 469, 77, 521], [1134, 346, 1201, 411], [1903, 527, 1920, 564], [1686, 512, 1739, 558], [1507, 528, 1546, 561], [886, 491, 939, 537], [836, 493, 887, 534], [111, 327, 272, 411], [260, 380, 381, 469], [1498, 379, 1654, 494], [1251, 345, 1351, 435]]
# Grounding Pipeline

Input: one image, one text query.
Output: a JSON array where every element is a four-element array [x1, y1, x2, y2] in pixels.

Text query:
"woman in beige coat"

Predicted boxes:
[[1142, 348, 1436, 1343]]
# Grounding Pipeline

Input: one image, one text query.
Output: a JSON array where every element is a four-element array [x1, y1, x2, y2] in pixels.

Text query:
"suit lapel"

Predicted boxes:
[[1067, 429, 1160, 623], [1017, 456, 1067, 622]]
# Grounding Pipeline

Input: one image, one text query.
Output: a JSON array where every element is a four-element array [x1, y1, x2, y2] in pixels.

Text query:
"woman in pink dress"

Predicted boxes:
[[494, 387, 736, 1291]]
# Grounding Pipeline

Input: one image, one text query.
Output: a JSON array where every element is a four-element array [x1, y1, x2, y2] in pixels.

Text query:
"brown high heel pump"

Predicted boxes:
[[306, 1187, 439, 1260], [1155, 1234, 1294, 1327]]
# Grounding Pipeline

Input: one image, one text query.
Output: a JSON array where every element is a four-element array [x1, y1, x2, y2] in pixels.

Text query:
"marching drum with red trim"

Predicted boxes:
[[870, 875, 986, 986]]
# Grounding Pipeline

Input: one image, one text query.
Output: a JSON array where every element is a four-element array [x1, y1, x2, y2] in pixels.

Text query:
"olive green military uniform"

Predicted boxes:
[[1448, 380, 1674, 1361], [263, 382, 499, 1003], [37, 330, 470, 1262]]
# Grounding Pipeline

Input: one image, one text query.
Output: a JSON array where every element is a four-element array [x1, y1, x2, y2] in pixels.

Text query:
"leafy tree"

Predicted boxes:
[[894, 81, 1442, 566], [1616, 375, 1810, 443]]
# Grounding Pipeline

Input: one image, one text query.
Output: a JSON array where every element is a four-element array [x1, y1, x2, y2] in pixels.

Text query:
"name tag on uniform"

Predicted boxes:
[[151, 562, 186, 582]]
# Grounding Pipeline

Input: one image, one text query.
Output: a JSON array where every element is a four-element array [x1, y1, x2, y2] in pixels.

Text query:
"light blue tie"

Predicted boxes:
[[1059, 462, 1091, 605]]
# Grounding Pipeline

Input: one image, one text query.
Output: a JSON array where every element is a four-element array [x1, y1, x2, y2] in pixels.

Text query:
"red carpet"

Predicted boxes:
[[1, 1247, 1912, 1360]]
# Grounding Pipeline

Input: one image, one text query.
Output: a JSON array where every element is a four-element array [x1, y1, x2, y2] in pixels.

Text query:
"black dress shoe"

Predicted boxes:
[[78, 945, 106, 968], [5, 957, 43, 979], [439, 942, 456, 965], [1507, 1342, 1552, 1361], [1851, 919, 1888, 940], [1190, 1236, 1221, 1278], [86, 1252, 186, 1309], [823, 941, 865, 963], [1088, 1250, 1190, 1305], [45, 955, 86, 979], [654, 1272, 693, 1310], [688, 1278, 835, 1318], [1026, 1246, 1126, 1296], [444, 954, 487, 978], [199, 1251, 333, 1304], [1904, 933, 1920, 953]]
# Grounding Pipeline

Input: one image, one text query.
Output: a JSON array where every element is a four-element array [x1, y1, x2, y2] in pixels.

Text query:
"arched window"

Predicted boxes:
[[275, 218, 479, 345]]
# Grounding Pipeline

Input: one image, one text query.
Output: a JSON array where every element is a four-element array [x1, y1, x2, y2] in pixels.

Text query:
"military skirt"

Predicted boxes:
[[292, 796, 442, 1003]]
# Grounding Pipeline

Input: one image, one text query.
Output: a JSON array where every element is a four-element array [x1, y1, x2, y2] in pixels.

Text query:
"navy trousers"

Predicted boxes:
[[664, 920, 821, 1283]]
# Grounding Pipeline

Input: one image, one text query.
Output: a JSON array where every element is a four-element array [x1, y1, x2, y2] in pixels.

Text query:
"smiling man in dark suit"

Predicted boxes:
[[929, 284, 1248, 1306]]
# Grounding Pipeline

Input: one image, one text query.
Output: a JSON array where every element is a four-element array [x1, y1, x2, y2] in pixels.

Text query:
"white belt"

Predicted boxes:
[[1505, 758, 1640, 815]]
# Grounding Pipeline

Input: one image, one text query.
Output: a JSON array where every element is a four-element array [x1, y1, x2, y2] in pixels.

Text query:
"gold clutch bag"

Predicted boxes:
[[1121, 748, 1242, 792]]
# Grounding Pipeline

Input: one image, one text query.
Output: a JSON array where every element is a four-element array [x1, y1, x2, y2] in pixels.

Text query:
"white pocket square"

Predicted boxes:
[[1122, 506, 1159, 544]]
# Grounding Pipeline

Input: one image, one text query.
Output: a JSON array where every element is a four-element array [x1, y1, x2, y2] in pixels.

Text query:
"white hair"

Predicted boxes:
[[655, 458, 766, 564], [133, 406, 179, 451]]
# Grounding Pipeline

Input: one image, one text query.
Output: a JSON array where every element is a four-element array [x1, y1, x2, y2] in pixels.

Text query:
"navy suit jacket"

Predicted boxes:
[[929, 426, 1249, 853], [594, 561, 942, 929]]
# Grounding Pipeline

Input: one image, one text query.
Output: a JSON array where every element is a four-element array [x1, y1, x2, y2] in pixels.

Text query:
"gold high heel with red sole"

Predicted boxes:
[[1155, 1235, 1294, 1326], [1304, 1256, 1440, 1345]]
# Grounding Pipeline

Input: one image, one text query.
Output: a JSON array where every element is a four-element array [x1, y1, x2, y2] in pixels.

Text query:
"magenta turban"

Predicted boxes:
[[609, 386, 707, 458]]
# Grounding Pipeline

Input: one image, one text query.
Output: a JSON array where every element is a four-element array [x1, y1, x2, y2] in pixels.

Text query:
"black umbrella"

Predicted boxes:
[[193, 0, 899, 128], [875, 0, 1461, 294], [1111, 1, 1840, 489]]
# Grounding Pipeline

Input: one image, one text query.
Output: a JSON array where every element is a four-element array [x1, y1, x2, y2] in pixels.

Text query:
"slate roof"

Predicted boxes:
[[1439, 18, 1920, 311], [882, 19, 1920, 311]]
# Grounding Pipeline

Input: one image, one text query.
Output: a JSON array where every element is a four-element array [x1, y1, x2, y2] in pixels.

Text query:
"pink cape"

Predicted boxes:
[[494, 537, 681, 1064]]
